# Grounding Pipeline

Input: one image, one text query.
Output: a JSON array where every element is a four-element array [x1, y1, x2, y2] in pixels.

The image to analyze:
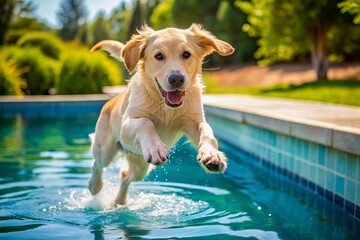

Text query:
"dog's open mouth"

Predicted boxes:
[[156, 79, 185, 108]]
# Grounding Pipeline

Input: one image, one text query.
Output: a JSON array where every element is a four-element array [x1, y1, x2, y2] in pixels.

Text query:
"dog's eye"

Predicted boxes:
[[154, 53, 164, 60], [182, 51, 191, 59]]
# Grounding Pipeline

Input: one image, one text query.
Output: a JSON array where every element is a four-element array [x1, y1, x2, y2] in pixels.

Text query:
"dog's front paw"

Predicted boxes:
[[142, 141, 168, 166], [197, 147, 227, 173]]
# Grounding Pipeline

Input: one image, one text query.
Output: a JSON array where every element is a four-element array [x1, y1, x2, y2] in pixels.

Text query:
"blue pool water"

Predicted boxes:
[[0, 116, 359, 240]]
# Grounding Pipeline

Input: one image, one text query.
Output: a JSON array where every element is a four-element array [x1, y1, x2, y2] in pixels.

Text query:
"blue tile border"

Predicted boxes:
[[345, 200, 355, 215], [221, 137, 360, 220], [0, 100, 107, 117], [207, 113, 360, 221], [356, 206, 360, 219]]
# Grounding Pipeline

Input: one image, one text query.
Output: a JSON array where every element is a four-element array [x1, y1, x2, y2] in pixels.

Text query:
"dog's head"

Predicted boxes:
[[92, 24, 234, 108]]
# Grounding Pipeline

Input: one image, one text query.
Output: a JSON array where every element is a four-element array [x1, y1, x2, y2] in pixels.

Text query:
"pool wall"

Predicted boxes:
[[0, 95, 107, 117], [205, 106, 360, 220]]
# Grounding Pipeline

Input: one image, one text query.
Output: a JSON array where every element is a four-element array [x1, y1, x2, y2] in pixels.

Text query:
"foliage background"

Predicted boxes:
[[0, 0, 359, 96]]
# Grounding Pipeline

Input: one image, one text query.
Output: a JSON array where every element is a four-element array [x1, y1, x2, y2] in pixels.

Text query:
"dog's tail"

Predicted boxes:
[[90, 40, 124, 62]]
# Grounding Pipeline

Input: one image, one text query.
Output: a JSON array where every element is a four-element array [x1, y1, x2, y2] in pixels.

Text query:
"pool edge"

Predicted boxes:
[[204, 104, 360, 221]]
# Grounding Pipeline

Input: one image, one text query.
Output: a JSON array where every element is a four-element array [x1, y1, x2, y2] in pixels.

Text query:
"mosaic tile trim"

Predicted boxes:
[[207, 114, 360, 220]]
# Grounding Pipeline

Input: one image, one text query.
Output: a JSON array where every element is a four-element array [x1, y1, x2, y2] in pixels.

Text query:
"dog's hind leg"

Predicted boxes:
[[89, 139, 118, 195], [114, 153, 149, 205], [89, 115, 119, 195]]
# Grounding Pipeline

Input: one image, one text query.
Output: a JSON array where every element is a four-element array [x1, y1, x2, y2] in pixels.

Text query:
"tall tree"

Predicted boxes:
[[150, 0, 256, 64], [338, 0, 360, 24], [108, 3, 133, 42], [127, 0, 145, 40], [144, 0, 161, 24], [150, 0, 175, 29], [0, 0, 34, 45], [237, 0, 356, 80], [214, 0, 256, 64], [78, 22, 91, 45], [92, 11, 113, 45], [171, 0, 220, 28], [57, 0, 88, 41]]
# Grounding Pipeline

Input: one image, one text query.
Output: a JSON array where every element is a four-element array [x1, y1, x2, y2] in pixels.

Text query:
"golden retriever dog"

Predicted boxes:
[[89, 24, 234, 205]]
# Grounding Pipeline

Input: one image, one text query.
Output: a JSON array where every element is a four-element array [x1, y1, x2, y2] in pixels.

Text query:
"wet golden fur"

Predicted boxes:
[[88, 24, 234, 205]]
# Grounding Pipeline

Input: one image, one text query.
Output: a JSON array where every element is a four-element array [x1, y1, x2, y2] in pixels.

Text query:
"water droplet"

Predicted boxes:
[[49, 205, 57, 210]]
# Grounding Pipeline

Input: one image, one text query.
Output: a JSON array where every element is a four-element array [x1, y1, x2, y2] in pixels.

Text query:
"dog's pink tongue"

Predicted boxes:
[[167, 90, 184, 105]]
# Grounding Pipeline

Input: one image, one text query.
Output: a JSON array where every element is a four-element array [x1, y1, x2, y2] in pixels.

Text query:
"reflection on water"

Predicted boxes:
[[0, 116, 359, 240]]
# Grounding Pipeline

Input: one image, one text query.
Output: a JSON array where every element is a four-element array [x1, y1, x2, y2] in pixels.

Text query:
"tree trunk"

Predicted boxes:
[[309, 20, 329, 80], [127, 0, 144, 40], [0, 0, 15, 45]]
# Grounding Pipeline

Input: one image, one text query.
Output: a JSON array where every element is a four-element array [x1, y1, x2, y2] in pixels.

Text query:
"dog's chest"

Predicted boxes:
[[151, 112, 185, 145]]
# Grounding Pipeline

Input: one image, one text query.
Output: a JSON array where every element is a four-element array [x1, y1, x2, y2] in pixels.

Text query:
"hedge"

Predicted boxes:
[[17, 32, 64, 60], [1, 47, 59, 95], [57, 50, 123, 94], [0, 57, 26, 95]]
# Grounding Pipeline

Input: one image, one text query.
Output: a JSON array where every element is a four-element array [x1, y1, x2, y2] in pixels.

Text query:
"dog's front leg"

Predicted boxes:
[[186, 121, 227, 173], [121, 117, 168, 166], [113, 117, 168, 205]]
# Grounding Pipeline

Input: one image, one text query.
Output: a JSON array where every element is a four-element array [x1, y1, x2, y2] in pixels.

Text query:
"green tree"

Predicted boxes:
[[0, 0, 34, 45], [108, 3, 133, 42], [150, 0, 175, 29], [338, 0, 360, 24], [151, 0, 220, 29], [78, 22, 92, 45], [171, 0, 220, 28], [92, 11, 113, 45], [4, 16, 50, 45], [144, 0, 161, 24], [237, 0, 357, 80], [57, 0, 88, 41], [127, 0, 145, 40], [150, 0, 256, 64], [214, 0, 256, 64]]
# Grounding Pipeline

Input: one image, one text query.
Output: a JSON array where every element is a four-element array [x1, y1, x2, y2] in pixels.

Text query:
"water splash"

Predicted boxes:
[[59, 182, 209, 216], [46, 181, 211, 230]]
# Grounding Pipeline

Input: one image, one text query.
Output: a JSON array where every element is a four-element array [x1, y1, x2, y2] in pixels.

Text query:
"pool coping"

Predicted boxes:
[[203, 95, 360, 156], [1, 94, 359, 156], [0, 94, 109, 103]]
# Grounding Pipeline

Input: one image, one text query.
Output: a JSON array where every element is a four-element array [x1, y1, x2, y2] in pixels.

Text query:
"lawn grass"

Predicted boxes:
[[203, 76, 360, 107]]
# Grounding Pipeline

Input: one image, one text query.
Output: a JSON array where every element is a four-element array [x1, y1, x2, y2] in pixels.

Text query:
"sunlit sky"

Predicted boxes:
[[28, 0, 131, 28]]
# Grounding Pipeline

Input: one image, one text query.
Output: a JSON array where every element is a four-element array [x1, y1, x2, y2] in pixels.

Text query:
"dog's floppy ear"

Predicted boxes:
[[91, 40, 124, 61], [121, 25, 154, 74], [189, 23, 234, 57]]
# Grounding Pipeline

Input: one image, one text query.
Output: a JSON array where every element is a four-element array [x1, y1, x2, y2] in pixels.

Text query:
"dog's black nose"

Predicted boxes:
[[168, 73, 185, 88]]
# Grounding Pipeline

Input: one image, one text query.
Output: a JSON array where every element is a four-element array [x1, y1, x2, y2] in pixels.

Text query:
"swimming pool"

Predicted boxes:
[[0, 114, 359, 240]]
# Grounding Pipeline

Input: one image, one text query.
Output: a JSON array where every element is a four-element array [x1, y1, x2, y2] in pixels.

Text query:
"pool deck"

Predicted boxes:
[[203, 95, 360, 156], [1, 94, 360, 155]]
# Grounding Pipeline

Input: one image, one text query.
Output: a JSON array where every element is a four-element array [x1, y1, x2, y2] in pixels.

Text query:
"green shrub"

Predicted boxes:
[[17, 32, 64, 60], [4, 29, 30, 45], [57, 50, 123, 94], [0, 57, 26, 95], [2, 47, 59, 95]]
